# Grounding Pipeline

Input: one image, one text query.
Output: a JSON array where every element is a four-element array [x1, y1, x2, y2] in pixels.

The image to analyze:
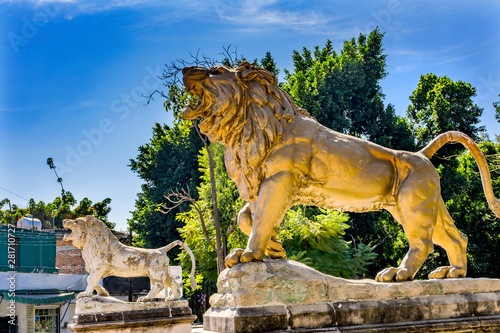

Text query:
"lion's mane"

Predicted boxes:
[[199, 62, 310, 201], [74, 216, 119, 261]]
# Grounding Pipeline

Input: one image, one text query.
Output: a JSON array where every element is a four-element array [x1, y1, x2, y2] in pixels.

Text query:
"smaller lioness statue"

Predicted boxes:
[[63, 215, 197, 302]]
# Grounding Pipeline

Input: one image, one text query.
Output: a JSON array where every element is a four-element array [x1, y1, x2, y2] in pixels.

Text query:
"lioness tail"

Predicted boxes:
[[160, 240, 197, 290], [419, 131, 500, 218]]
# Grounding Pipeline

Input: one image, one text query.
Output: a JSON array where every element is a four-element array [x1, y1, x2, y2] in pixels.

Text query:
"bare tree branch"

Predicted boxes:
[[162, 187, 219, 254], [144, 45, 243, 106]]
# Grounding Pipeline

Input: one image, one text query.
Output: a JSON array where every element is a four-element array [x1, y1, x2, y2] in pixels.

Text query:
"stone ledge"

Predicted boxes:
[[69, 296, 196, 333], [69, 314, 196, 332], [204, 295, 500, 333], [211, 260, 500, 308], [205, 260, 500, 332], [75, 295, 189, 315]]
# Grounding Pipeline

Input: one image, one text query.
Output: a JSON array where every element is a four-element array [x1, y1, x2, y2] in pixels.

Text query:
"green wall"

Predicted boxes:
[[0, 225, 58, 273]]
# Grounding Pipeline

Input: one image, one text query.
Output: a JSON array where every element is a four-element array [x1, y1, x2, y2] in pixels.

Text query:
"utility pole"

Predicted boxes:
[[7, 199, 13, 225], [128, 226, 133, 302]]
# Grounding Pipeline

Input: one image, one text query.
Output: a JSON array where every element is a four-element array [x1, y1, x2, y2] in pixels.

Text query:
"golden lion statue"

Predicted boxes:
[[63, 215, 197, 301], [182, 61, 500, 282]]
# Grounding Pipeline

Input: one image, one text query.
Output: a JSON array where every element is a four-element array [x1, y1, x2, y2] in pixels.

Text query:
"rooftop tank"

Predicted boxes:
[[17, 215, 42, 230]]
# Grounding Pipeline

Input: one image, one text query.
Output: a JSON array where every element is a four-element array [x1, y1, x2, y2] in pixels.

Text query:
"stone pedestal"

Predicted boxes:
[[204, 260, 500, 333], [68, 296, 196, 333]]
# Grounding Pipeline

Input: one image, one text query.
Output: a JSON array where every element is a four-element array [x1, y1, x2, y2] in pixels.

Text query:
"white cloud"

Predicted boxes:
[[0, 0, 349, 36], [211, 0, 332, 33], [1, 0, 157, 15]]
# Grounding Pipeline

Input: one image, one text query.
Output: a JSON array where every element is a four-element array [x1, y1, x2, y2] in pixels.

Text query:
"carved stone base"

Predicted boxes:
[[203, 260, 500, 333], [69, 296, 196, 333]]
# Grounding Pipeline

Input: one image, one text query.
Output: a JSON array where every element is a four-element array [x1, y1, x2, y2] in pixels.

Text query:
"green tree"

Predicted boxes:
[[0, 195, 114, 229], [279, 207, 377, 278], [129, 120, 203, 248], [129, 84, 203, 248], [259, 51, 280, 78], [175, 143, 246, 281], [283, 28, 412, 151], [494, 94, 500, 123], [407, 73, 485, 149]]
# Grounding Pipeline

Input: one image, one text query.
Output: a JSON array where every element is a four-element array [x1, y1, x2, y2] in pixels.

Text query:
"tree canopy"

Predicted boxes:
[[0, 193, 114, 229], [407, 73, 485, 147], [283, 28, 414, 151]]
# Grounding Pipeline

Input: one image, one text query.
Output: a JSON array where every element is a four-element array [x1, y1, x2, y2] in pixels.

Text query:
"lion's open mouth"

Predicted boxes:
[[182, 66, 215, 119], [62, 220, 74, 241], [63, 230, 73, 241], [184, 86, 212, 119]]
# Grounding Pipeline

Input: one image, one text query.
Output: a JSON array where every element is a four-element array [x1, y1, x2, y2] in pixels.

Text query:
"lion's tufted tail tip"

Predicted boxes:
[[190, 280, 197, 291], [489, 199, 500, 219]]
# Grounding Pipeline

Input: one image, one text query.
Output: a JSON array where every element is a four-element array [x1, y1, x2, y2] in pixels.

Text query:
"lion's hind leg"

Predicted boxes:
[[95, 283, 110, 297], [429, 198, 467, 279], [137, 278, 163, 302], [376, 172, 439, 282], [375, 216, 435, 282], [164, 273, 182, 301]]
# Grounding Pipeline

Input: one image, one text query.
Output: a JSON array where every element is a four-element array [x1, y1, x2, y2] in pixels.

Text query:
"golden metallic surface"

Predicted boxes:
[[182, 62, 500, 282]]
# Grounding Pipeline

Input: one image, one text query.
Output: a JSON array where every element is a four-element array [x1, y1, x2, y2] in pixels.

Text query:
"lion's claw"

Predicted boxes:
[[239, 250, 263, 263], [265, 239, 287, 259], [225, 248, 264, 267], [429, 266, 465, 279], [77, 292, 92, 299], [225, 248, 245, 268], [376, 267, 412, 282]]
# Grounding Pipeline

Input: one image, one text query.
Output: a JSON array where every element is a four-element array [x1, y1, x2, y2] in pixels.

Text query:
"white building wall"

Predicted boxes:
[[0, 272, 85, 332]]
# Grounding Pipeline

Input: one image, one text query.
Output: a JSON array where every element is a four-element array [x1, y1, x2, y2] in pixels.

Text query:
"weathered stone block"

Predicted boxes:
[[204, 260, 500, 332], [69, 296, 196, 333]]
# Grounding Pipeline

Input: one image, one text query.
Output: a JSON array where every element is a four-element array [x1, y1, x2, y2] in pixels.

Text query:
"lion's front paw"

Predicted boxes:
[[137, 296, 152, 302], [239, 249, 264, 264], [225, 248, 264, 267], [265, 239, 287, 259], [225, 248, 245, 268], [429, 266, 465, 279], [77, 292, 92, 299], [375, 267, 412, 282]]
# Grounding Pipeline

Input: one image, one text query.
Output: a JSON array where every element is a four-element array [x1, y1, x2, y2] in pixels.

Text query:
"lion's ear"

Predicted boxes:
[[240, 68, 276, 87], [240, 69, 259, 82]]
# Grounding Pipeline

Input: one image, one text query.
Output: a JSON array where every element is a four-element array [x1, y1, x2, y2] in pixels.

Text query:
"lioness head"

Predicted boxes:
[[63, 216, 96, 249]]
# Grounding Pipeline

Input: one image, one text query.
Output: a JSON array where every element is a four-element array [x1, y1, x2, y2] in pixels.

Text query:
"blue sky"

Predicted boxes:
[[1, 0, 499, 231]]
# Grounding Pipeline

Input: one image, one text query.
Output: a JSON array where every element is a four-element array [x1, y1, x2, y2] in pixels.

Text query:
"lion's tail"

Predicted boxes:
[[419, 130, 500, 218], [160, 240, 198, 291]]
